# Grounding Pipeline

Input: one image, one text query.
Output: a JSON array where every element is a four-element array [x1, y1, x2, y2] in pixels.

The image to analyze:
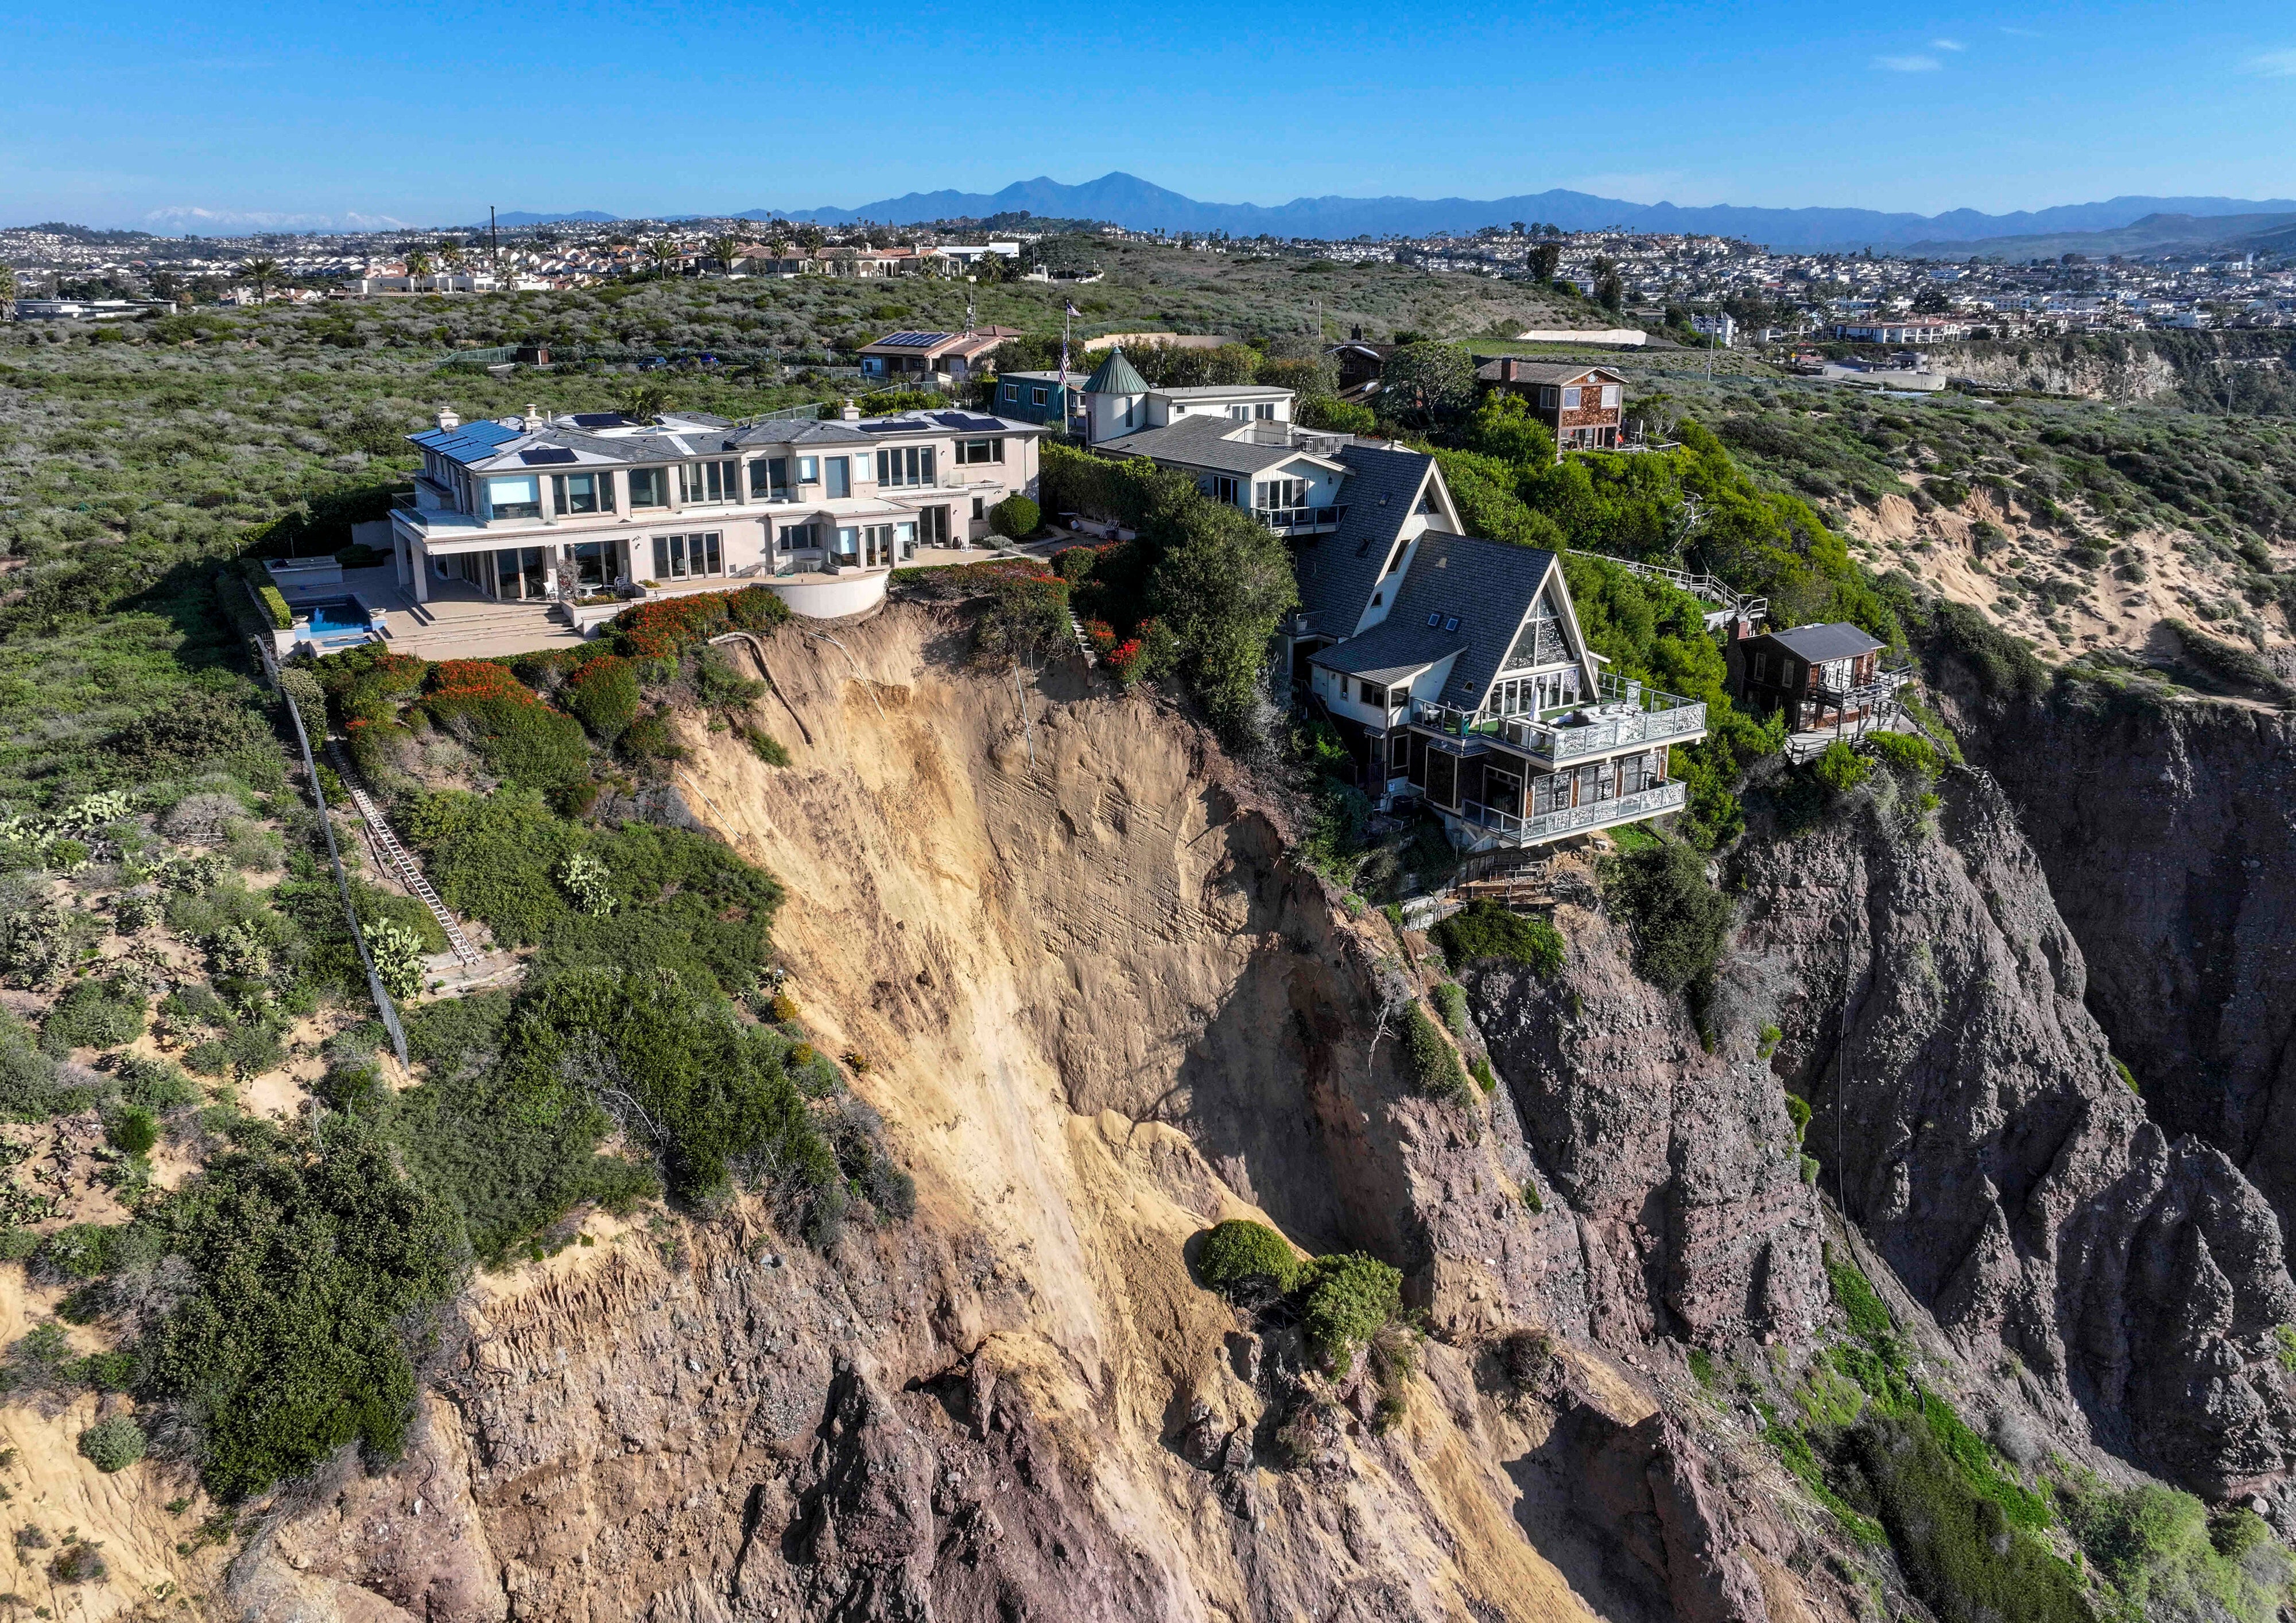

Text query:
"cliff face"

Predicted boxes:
[[1728, 764, 2296, 1496], [234, 606, 1857, 1623], [1938, 670, 2296, 1244]]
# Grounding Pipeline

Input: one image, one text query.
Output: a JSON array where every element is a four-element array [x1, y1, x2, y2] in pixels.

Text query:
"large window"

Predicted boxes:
[[650, 531, 723, 580], [486, 475, 541, 520], [955, 437, 1004, 465], [796, 456, 819, 483], [678, 459, 738, 503], [1254, 402, 1275, 420], [751, 457, 790, 499], [1255, 477, 1308, 511], [1562, 386, 1581, 409], [778, 522, 817, 552], [628, 467, 666, 508], [877, 445, 936, 488], [1601, 384, 1621, 408], [552, 472, 611, 515], [825, 456, 851, 499]]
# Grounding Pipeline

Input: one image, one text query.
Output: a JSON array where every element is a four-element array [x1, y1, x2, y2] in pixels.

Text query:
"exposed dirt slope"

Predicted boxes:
[[231, 605, 1855, 1623]]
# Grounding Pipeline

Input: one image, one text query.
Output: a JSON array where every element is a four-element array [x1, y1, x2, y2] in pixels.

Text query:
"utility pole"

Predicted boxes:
[[490, 206, 499, 281]]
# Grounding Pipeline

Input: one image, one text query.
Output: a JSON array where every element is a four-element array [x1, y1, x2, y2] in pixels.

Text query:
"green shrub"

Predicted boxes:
[[1297, 1253, 1403, 1372], [1470, 1054, 1497, 1093], [691, 646, 766, 709], [1602, 841, 1732, 995], [1429, 900, 1564, 976], [1196, 1218, 1300, 1296], [1688, 1347, 1717, 1389], [1825, 1245, 1894, 1341], [0, 1008, 96, 1120], [38, 976, 148, 1056], [1402, 1003, 1473, 1108], [1841, 1412, 2087, 1623], [257, 585, 292, 630], [107, 1108, 159, 1157], [990, 494, 1040, 538], [1783, 1090, 1811, 1142], [1862, 730, 1942, 779], [1432, 980, 1469, 1039], [77, 1415, 146, 1473], [562, 654, 639, 742], [1812, 740, 1872, 795], [136, 1129, 464, 1501], [2065, 1482, 2293, 1623]]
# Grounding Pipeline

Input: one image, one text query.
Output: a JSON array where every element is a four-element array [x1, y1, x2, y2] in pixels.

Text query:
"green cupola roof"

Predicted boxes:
[[1083, 346, 1148, 395]]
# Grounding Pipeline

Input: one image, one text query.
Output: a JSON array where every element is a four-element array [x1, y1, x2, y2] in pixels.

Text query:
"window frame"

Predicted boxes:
[[627, 467, 667, 508]]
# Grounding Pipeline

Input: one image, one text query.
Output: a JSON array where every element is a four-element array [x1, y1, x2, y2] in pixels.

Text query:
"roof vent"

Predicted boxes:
[[525, 403, 545, 430], [435, 409, 460, 431]]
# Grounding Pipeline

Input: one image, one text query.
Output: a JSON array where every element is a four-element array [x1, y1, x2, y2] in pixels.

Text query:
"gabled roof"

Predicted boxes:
[[1289, 444, 1437, 637], [1388, 534, 1562, 710], [1763, 622, 1885, 662], [1476, 359, 1627, 385], [1083, 347, 1149, 395]]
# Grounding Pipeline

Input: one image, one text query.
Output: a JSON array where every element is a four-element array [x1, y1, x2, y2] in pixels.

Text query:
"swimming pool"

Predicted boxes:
[[300, 596, 373, 635]]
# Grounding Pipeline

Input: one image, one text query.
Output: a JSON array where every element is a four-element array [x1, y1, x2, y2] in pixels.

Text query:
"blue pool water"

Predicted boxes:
[[301, 597, 371, 634]]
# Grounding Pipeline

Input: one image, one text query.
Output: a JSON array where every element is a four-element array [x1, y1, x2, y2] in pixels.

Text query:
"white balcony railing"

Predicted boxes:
[[1456, 780, 1689, 845], [1411, 673, 1706, 764]]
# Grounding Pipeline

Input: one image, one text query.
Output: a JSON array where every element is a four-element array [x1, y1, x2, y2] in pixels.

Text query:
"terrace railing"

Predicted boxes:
[[1255, 505, 1347, 534], [1568, 550, 1767, 628], [1456, 780, 1688, 845], [1411, 673, 1706, 764]]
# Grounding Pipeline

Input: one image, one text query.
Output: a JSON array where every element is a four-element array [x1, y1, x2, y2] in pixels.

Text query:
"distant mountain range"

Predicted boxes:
[[112, 176, 2296, 253], [474, 174, 2296, 254], [1901, 209, 2296, 261]]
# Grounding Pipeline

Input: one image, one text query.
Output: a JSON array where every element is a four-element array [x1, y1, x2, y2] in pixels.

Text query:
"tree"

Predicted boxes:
[[1528, 241, 1562, 285], [1379, 342, 1478, 428], [618, 383, 671, 425], [1591, 257, 1625, 312], [404, 251, 433, 281], [241, 257, 281, 303], [0, 262, 15, 312], [710, 234, 744, 274], [646, 238, 681, 278]]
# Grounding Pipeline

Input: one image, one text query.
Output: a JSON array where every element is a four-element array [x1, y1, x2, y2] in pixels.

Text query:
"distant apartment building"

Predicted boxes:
[[1690, 312, 1737, 346], [1832, 317, 1964, 344]]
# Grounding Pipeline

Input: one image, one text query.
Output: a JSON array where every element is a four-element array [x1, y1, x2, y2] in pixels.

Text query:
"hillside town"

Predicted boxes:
[[7, 209, 2295, 339]]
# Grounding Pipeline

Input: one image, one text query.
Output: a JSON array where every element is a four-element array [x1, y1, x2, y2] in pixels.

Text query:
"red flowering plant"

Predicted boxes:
[[1106, 618, 1178, 689], [1081, 619, 1119, 657], [610, 584, 792, 661]]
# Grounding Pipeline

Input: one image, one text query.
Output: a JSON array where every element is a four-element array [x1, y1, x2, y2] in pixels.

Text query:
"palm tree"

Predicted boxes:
[[242, 257, 281, 303], [439, 242, 465, 270], [646, 238, 681, 279], [405, 250, 434, 282], [709, 234, 743, 275], [618, 382, 670, 425]]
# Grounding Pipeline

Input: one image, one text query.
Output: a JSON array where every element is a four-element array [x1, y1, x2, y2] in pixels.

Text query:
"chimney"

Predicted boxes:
[[1350, 324, 1362, 341], [435, 408, 460, 430], [840, 399, 862, 422], [525, 403, 545, 430]]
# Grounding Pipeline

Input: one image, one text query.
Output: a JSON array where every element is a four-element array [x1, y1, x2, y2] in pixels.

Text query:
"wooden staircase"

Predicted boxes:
[[325, 741, 481, 965]]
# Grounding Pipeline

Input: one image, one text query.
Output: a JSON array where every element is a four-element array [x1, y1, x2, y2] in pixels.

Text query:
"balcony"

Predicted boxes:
[[1455, 780, 1689, 846], [1411, 673, 1707, 764], [1815, 663, 1916, 709], [1255, 504, 1346, 535]]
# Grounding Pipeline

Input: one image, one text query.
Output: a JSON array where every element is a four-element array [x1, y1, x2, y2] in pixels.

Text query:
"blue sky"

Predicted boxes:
[[7, 0, 2295, 230]]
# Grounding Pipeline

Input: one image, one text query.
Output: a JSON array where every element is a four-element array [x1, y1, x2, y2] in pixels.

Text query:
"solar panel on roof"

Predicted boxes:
[[521, 447, 578, 465], [412, 418, 522, 464], [875, 331, 953, 347], [570, 413, 625, 428]]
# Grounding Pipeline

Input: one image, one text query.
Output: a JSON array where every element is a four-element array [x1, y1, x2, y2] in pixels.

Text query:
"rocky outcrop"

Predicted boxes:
[[1731, 763, 2296, 1496], [1466, 889, 1830, 1356], [1937, 670, 2296, 1244]]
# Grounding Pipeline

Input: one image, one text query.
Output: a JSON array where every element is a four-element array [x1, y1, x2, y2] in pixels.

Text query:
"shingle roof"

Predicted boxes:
[[1386, 533, 1560, 709], [1766, 622, 1884, 662], [1150, 384, 1295, 399], [1474, 359, 1622, 385], [1083, 347, 1148, 395], [1309, 615, 1461, 684], [1288, 445, 1434, 636], [1098, 415, 1343, 477]]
